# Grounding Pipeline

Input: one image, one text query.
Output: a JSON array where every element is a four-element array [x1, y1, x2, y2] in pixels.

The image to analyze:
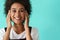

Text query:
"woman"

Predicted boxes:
[[0, 0, 38, 40]]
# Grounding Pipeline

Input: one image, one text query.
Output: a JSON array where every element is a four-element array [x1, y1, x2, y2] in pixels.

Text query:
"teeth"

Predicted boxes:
[[15, 18, 20, 19]]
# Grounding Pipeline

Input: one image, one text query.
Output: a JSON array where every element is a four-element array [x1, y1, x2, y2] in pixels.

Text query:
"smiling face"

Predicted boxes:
[[10, 3, 26, 24]]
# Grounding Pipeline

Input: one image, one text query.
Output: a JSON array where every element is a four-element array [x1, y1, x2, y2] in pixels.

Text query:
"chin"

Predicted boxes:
[[13, 20, 24, 25]]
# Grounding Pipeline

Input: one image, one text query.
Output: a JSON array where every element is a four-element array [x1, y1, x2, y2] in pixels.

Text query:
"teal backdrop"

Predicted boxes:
[[0, 0, 60, 40]]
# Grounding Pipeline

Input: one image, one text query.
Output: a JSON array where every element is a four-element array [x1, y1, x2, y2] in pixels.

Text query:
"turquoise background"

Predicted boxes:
[[0, 0, 60, 40]]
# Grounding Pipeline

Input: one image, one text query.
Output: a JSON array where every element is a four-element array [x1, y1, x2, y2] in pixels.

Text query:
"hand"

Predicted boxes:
[[3, 10, 12, 40], [6, 10, 12, 29], [24, 11, 29, 28], [24, 11, 32, 40]]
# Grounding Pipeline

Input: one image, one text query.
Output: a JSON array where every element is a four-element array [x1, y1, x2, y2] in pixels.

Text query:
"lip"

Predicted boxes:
[[14, 17, 20, 20]]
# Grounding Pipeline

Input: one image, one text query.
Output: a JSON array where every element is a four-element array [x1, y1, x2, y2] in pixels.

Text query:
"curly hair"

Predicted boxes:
[[4, 0, 32, 16]]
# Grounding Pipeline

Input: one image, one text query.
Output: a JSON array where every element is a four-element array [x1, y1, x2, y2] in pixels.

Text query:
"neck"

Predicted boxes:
[[13, 23, 25, 34]]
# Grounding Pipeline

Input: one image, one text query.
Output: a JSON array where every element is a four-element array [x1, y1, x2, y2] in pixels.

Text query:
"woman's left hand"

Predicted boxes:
[[24, 11, 32, 40]]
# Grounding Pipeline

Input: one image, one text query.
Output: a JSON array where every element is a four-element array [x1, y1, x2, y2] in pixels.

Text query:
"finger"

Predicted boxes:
[[24, 11, 29, 26], [25, 11, 29, 20], [7, 10, 11, 18], [6, 10, 11, 21], [6, 10, 12, 27], [6, 10, 11, 24]]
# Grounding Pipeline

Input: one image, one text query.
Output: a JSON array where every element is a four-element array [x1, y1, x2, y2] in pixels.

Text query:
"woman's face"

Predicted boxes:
[[10, 3, 26, 24]]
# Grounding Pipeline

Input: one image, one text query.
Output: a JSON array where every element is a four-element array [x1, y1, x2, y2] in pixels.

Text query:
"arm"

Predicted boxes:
[[24, 11, 32, 40], [3, 10, 12, 40], [3, 27, 11, 40]]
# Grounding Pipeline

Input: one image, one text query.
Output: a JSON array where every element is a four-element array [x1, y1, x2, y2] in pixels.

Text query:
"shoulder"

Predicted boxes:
[[30, 27, 39, 40], [0, 28, 5, 35], [0, 28, 5, 40], [29, 26, 38, 32], [31, 27, 38, 35], [31, 27, 38, 32], [0, 28, 5, 33]]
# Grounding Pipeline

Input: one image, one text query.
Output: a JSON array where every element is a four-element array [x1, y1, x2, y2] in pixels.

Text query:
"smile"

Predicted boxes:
[[15, 17, 20, 20]]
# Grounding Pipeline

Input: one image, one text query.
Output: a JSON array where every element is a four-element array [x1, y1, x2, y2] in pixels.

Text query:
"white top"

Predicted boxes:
[[0, 27, 38, 40]]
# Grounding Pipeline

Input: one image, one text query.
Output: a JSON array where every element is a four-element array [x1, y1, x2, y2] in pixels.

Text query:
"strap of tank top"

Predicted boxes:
[[5, 27, 32, 32]]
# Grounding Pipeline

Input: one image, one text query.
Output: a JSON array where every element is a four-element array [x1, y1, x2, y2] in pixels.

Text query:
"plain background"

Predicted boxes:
[[0, 0, 60, 40]]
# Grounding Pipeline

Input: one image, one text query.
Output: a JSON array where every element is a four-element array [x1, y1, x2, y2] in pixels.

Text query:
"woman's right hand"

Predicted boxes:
[[3, 10, 12, 40], [6, 10, 12, 29]]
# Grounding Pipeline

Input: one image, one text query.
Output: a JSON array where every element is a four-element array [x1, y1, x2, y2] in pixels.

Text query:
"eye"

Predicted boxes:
[[19, 8, 26, 12], [20, 10, 24, 12], [12, 10, 16, 13]]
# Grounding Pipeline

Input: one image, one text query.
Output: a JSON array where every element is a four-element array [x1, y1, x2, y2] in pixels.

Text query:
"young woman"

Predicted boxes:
[[0, 0, 38, 40]]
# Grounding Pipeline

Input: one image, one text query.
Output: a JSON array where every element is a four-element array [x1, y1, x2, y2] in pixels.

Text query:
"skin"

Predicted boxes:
[[3, 3, 32, 40]]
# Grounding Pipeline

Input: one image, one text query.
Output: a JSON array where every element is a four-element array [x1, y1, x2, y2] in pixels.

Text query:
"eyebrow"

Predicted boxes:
[[11, 8, 25, 10]]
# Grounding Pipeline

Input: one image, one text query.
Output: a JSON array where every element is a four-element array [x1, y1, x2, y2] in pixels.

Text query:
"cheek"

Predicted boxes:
[[21, 13, 25, 20]]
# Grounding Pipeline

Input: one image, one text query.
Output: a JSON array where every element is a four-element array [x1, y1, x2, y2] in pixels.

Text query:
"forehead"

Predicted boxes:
[[11, 3, 25, 9]]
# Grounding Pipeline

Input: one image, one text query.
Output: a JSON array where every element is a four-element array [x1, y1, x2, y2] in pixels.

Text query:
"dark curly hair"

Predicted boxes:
[[4, 0, 32, 16]]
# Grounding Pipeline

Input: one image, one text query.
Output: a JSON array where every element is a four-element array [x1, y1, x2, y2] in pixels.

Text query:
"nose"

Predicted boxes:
[[15, 11, 21, 17]]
